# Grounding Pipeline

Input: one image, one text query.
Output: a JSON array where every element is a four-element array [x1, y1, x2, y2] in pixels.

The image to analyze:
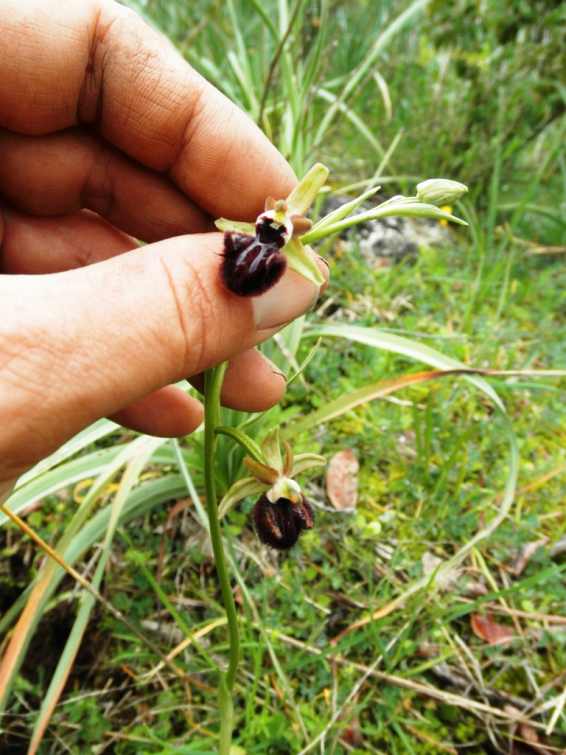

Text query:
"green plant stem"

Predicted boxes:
[[203, 362, 240, 752]]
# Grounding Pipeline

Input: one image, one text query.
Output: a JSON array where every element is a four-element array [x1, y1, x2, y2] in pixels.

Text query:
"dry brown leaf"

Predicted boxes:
[[518, 722, 553, 755], [340, 721, 364, 747], [326, 449, 359, 510], [471, 614, 516, 645], [510, 538, 548, 576]]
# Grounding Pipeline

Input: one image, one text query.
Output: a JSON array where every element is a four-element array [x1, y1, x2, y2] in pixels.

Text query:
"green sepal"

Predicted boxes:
[[217, 477, 269, 520], [285, 238, 326, 287], [243, 457, 279, 485], [215, 218, 255, 234], [286, 163, 329, 215], [260, 428, 282, 472]]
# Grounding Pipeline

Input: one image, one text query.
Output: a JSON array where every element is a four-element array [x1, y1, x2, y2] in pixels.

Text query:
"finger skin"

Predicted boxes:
[[0, 128, 211, 243], [0, 208, 288, 424], [0, 206, 137, 274], [190, 349, 287, 412], [0, 232, 322, 479], [114, 349, 286, 436], [110, 385, 204, 437], [0, 0, 296, 219]]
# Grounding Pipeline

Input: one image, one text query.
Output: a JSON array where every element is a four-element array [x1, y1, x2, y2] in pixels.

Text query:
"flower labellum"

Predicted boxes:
[[253, 494, 314, 550], [221, 215, 289, 297]]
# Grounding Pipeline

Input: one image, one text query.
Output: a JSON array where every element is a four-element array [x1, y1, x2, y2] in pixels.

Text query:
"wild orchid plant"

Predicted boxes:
[[205, 164, 468, 752]]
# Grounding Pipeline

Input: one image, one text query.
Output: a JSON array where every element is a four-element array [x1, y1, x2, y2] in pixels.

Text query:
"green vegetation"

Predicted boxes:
[[1, 1, 565, 752]]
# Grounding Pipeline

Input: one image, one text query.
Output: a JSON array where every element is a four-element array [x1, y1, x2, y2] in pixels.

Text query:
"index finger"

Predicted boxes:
[[0, 0, 296, 218]]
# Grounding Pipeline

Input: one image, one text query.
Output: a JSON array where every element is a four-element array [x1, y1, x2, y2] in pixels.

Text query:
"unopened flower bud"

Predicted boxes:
[[416, 179, 468, 206]]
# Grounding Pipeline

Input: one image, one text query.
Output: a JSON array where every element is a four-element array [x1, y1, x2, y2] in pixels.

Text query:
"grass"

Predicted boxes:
[[1, 0, 565, 752]]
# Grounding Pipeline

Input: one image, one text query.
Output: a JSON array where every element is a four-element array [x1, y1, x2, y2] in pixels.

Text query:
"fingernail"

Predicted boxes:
[[253, 269, 320, 330]]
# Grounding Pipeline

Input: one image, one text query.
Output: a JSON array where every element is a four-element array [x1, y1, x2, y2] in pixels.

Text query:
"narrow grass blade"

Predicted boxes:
[[0, 447, 121, 525], [0, 437, 168, 716], [314, 0, 431, 146], [315, 87, 385, 158], [282, 369, 474, 437], [14, 419, 119, 489], [28, 438, 162, 754], [303, 323, 504, 409]]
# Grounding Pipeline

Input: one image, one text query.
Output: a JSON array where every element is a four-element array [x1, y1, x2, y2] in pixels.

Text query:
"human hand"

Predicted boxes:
[[0, 0, 327, 484]]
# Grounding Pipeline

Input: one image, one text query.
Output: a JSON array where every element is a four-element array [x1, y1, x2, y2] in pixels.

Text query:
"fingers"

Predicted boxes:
[[190, 349, 286, 412], [110, 386, 204, 437], [0, 206, 136, 274], [0, 210, 287, 439], [114, 349, 286, 436], [0, 0, 296, 219], [0, 128, 211, 243], [0, 232, 325, 478]]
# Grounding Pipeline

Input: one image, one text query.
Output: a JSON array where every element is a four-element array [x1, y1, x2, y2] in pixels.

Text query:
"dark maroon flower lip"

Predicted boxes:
[[221, 216, 290, 298], [252, 495, 314, 551]]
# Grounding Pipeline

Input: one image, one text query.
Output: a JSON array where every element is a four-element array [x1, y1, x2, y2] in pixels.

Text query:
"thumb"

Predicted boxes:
[[0, 232, 324, 478]]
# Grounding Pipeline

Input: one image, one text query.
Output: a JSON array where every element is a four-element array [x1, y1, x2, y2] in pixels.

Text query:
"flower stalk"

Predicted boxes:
[[203, 362, 239, 752], [203, 164, 469, 749]]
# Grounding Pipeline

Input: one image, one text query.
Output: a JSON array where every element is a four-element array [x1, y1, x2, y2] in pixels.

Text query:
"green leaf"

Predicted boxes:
[[14, 419, 119, 489], [283, 369, 493, 437], [1, 447, 122, 525], [27, 439, 163, 753], [215, 426, 265, 463]]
